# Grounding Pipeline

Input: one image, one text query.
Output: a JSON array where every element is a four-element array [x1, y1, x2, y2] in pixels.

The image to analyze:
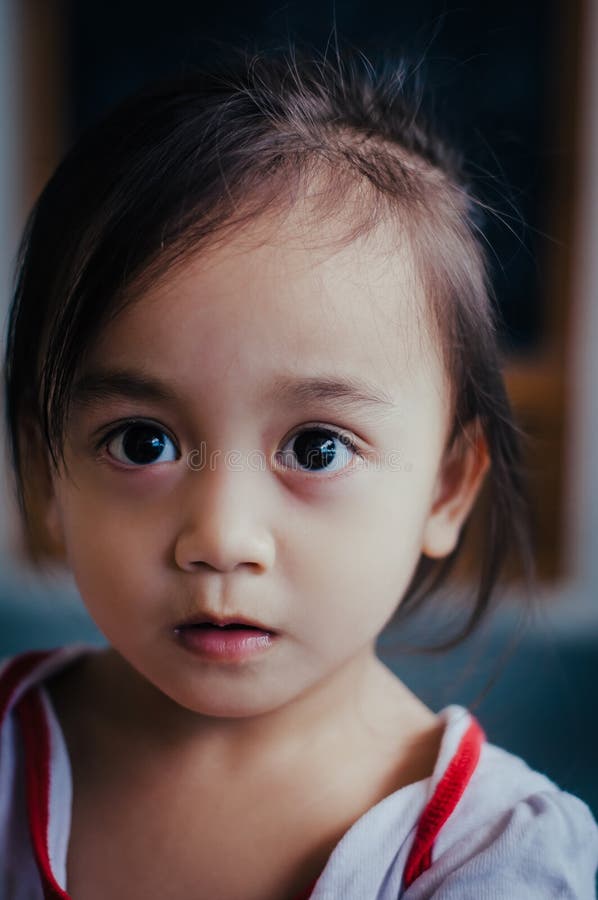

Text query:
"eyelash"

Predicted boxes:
[[95, 418, 179, 463], [94, 417, 364, 475]]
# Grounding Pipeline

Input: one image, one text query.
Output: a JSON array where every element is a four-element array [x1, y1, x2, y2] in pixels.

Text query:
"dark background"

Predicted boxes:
[[64, 0, 565, 356]]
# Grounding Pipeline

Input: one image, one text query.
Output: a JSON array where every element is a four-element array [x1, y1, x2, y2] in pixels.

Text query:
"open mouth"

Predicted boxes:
[[186, 622, 264, 631], [174, 615, 276, 634], [173, 619, 277, 660]]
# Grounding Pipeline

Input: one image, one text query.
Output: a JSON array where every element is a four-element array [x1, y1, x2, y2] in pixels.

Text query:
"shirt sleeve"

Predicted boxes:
[[402, 789, 598, 899]]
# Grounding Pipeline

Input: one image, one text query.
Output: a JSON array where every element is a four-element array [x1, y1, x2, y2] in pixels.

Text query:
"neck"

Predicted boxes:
[[82, 644, 417, 775]]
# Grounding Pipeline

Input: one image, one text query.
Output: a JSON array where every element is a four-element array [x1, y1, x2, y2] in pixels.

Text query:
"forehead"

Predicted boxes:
[[85, 203, 447, 411]]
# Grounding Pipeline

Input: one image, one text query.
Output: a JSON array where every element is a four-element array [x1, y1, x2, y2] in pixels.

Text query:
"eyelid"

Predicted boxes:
[[94, 418, 181, 458], [282, 421, 362, 452], [92, 417, 366, 475], [275, 421, 365, 478], [92, 418, 362, 449]]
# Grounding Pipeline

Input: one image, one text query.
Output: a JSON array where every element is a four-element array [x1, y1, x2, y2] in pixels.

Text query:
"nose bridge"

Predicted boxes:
[[174, 446, 275, 573]]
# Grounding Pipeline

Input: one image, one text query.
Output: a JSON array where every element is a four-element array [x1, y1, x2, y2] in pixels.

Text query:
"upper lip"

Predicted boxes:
[[174, 612, 276, 633]]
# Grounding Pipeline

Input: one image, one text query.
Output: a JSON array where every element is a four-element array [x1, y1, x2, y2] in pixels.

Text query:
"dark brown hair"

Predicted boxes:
[[2, 42, 537, 652]]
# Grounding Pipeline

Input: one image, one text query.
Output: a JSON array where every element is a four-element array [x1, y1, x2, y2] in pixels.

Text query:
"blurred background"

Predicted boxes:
[[1, 0, 597, 820]]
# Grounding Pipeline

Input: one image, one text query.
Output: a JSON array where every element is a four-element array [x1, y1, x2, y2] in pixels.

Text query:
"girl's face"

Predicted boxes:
[[44, 203, 488, 724]]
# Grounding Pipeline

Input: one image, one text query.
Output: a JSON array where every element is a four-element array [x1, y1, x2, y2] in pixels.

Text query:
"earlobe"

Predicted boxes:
[[38, 448, 68, 557], [21, 419, 67, 559], [44, 491, 66, 552], [421, 419, 490, 560]]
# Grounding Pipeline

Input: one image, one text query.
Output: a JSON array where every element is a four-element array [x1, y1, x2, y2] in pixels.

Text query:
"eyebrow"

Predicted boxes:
[[266, 374, 396, 412], [71, 369, 179, 409], [71, 367, 397, 414]]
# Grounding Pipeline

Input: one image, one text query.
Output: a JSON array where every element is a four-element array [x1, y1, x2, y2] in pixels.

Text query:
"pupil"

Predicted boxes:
[[295, 430, 336, 470], [123, 426, 165, 464]]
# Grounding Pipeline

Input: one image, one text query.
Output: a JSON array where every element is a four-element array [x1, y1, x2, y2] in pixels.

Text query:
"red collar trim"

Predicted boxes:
[[403, 716, 486, 888], [0, 650, 55, 722], [15, 688, 70, 899]]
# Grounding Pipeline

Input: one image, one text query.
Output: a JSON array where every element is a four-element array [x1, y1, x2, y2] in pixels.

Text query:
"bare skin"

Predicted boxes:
[[46, 649, 445, 900], [39, 202, 488, 898]]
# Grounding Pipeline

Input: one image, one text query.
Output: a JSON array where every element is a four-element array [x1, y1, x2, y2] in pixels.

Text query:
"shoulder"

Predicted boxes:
[[0, 642, 102, 897], [0, 641, 104, 746], [0, 642, 103, 689], [0, 641, 102, 758], [404, 723, 598, 899]]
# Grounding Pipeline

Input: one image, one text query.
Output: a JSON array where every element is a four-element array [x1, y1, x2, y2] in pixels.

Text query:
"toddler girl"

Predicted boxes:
[[2, 44, 597, 898]]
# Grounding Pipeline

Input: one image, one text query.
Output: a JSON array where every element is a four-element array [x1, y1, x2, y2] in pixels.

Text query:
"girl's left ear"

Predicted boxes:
[[421, 418, 490, 560]]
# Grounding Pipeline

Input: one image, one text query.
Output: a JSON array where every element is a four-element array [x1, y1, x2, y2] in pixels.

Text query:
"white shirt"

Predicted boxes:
[[1, 643, 597, 899]]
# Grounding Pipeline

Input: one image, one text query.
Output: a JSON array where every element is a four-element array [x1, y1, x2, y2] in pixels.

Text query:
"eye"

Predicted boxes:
[[103, 420, 179, 467], [276, 426, 361, 475]]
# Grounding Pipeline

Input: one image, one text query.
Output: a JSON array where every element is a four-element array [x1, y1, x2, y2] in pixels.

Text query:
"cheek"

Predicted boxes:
[[290, 481, 427, 633], [57, 494, 162, 616], [58, 474, 161, 552]]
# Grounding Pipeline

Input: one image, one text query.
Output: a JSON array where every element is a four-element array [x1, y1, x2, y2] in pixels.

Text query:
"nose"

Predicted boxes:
[[173, 458, 276, 574]]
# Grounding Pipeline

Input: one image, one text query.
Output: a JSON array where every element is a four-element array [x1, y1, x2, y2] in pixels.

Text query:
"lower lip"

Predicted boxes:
[[174, 626, 277, 662]]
